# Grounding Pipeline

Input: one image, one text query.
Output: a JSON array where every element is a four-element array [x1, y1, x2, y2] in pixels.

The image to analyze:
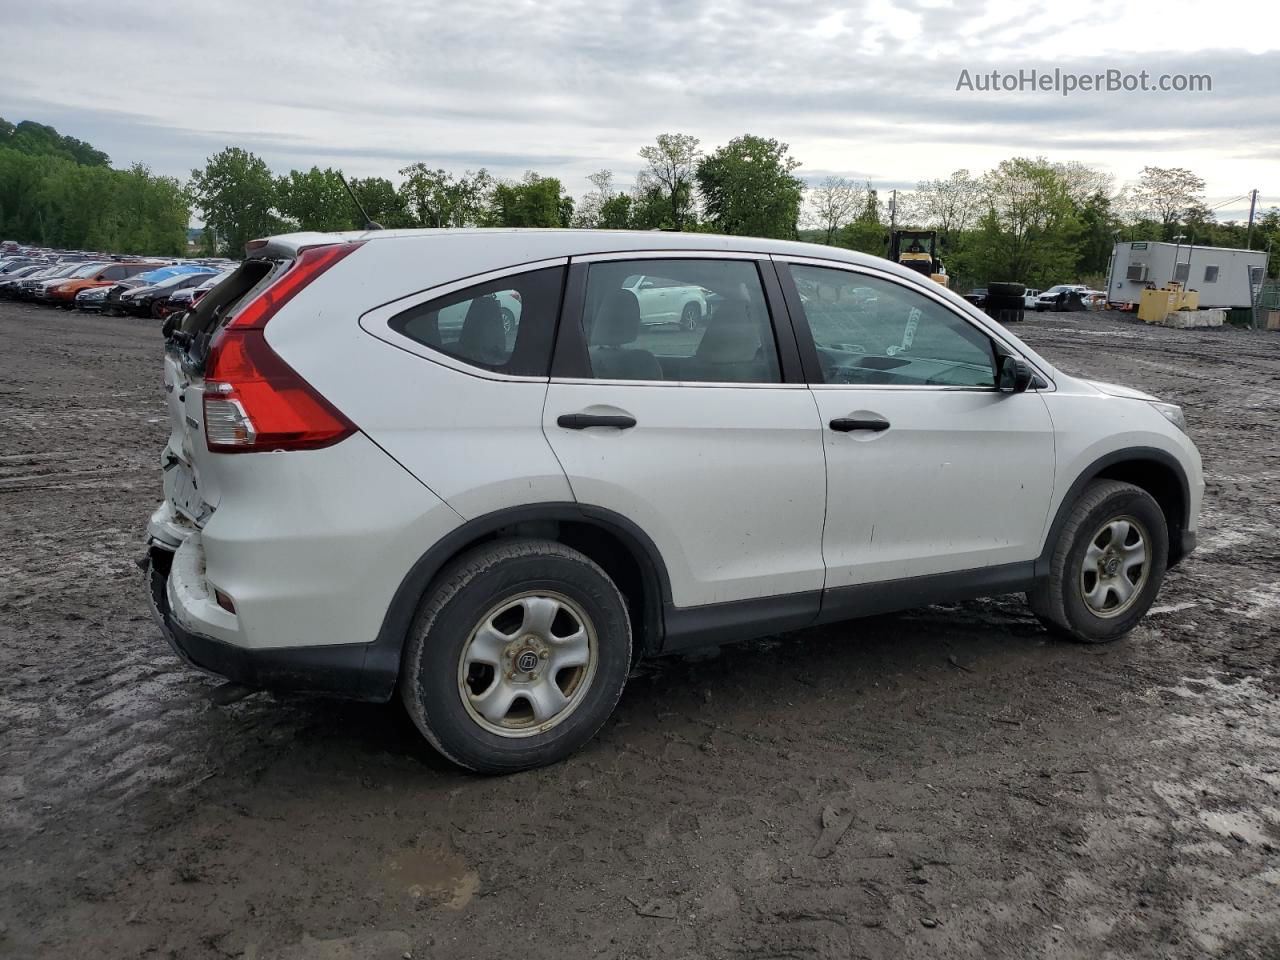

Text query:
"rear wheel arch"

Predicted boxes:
[[1039, 448, 1191, 575], [369, 503, 670, 699]]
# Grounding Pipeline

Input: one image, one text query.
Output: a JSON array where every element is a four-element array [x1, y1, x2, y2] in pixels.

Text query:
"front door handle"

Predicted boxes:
[[829, 417, 890, 432], [557, 413, 637, 430]]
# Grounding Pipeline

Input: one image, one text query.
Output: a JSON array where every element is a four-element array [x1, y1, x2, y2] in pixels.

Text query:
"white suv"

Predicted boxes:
[[622, 273, 709, 329], [146, 230, 1202, 773]]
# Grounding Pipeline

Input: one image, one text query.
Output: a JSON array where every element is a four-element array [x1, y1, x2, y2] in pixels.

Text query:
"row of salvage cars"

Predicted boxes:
[[0, 254, 235, 318]]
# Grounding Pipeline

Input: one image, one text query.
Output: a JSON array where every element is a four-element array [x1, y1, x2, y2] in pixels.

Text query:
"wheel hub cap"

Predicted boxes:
[[514, 647, 542, 676], [1079, 515, 1150, 618], [457, 591, 598, 738]]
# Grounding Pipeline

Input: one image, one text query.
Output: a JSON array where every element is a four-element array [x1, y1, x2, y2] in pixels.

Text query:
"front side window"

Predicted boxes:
[[580, 259, 780, 383], [790, 264, 996, 387], [389, 266, 564, 376]]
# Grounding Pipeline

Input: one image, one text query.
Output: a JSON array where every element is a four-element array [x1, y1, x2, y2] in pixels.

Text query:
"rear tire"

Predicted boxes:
[[399, 538, 631, 774], [1028, 480, 1168, 643]]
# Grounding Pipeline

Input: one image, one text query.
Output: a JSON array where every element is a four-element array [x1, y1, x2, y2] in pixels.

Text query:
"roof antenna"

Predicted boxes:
[[338, 173, 384, 230]]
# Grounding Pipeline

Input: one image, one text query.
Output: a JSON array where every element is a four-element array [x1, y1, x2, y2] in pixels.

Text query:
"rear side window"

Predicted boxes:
[[389, 267, 564, 376]]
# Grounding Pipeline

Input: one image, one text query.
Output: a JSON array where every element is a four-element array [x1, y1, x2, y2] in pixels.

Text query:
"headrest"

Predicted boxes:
[[458, 295, 506, 359], [696, 301, 761, 363], [591, 289, 642, 346]]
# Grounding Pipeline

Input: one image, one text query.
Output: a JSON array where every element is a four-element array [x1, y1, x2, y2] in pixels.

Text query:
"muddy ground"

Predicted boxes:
[[1, 300, 1278, 960]]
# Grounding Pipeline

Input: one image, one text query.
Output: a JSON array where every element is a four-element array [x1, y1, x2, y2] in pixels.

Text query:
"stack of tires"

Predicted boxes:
[[985, 282, 1026, 323]]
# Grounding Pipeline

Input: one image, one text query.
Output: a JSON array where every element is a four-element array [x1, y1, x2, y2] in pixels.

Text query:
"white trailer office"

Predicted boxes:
[[1107, 241, 1268, 309]]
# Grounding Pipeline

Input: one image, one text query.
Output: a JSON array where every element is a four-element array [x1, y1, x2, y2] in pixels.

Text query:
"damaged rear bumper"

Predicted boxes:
[[144, 543, 397, 702]]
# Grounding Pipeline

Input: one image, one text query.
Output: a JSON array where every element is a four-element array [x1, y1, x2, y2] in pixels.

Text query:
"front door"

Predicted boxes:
[[779, 259, 1056, 589]]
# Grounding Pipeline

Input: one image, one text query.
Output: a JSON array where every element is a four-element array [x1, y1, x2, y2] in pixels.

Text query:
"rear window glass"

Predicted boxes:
[[389, 267, 564, 377]]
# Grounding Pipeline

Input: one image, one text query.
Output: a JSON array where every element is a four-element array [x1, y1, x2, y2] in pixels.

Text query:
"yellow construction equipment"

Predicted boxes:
[[1138, 282, 1199, 324], [889, 230, 949, 287]]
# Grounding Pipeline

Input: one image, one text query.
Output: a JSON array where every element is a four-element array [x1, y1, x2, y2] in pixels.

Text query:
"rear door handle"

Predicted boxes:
[[557, 413, 637, 430], [829, 417, 890, 432]]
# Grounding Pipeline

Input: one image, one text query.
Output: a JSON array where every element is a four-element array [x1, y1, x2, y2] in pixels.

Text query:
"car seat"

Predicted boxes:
[[692, 300, 772, 382], [588, 289, 663, 380], [458, 295, 509, 365]]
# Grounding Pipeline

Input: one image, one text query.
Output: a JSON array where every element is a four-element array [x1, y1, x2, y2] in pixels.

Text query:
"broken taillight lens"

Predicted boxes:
[[202, 242, 362, 453]]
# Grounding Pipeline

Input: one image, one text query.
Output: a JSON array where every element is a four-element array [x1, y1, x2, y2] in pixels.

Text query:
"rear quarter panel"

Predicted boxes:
[[261, 235, 575, 519]]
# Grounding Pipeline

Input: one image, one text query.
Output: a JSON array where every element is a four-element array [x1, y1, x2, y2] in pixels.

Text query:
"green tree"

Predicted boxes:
[[485, 172, 570, 227], [598, 192, 633, 229], [1074, 189, 1121, 278], [695, 135, 804, 239], [398, 164, 493, 227], [275, 166, 355, 232], [963, 157, 1082, 285], [913, 170, 981, 252], [0, 116, 110, 166], [114, 163, 189, 255], [1257, 208, 1280, 277], [1124, 166, 1206, 240], [348, 176, 412, 228], [836, 189, 887, 254], [188, 147, 283, 255], [807, 176, 867, 244], [574, 169, 615, 228], [637, 133, 701, 230]]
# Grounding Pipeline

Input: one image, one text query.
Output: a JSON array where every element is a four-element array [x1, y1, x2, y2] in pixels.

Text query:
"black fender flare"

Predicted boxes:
[[1034, 446, 1193, 578], [360, 502, 672, 700]]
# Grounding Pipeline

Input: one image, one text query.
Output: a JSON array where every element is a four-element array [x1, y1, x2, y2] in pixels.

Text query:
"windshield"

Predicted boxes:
[[70, 262, 109, 278]]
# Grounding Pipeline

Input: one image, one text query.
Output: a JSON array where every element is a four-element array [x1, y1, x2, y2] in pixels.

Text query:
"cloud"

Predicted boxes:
[[1, 0, 1274, 210]]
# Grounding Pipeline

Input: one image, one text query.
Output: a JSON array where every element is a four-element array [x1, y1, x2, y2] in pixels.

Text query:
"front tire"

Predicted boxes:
[[1029, 480, 1168, 643], [399, 539, 632, 773]]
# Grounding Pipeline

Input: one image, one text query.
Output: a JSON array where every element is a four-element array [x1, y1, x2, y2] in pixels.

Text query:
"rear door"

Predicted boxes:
[[776, 258, 1056, 589], [542, 253, 827, 619]]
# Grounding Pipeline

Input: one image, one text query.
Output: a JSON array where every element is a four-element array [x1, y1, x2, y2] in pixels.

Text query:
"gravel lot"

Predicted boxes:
[[1, 300, 1278, 959]]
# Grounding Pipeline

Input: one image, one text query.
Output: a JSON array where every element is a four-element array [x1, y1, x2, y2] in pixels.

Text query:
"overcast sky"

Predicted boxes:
[[2, 0, 1275, 219]]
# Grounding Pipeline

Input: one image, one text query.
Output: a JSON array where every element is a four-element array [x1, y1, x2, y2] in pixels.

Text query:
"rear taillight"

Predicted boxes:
[[202, 242, 362, 453]]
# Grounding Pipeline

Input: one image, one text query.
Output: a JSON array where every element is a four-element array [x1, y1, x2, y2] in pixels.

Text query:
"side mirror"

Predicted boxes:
[[997, 353, 1033, 393]]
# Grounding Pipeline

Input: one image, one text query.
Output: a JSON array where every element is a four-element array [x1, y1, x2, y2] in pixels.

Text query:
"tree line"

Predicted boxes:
[[2, 116, 1276, 288], [0, 119, 190, 256]]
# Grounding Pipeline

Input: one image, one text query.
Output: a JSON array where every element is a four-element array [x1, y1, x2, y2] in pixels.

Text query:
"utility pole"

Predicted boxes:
[[889, 189, 897, 235], [1245, 188, 1259, 248]]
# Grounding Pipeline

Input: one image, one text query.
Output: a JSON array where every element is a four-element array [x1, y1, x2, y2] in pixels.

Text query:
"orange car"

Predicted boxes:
[[43, 261, 165, 306]]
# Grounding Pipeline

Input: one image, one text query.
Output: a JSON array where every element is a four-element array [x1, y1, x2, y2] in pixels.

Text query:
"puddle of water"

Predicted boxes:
[[385, 845, 479, 910]]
